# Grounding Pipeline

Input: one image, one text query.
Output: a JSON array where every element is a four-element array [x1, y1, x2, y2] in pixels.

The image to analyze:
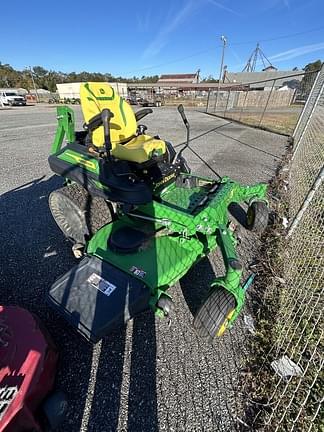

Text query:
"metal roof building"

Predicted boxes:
[[158, 72, 199, 84], [225, 70, 304, 89]]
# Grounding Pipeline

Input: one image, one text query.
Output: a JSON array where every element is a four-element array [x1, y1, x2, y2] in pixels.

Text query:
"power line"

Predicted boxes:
[[124, 48, 213, 75], [125, 25, 324, 75], [231, 25, 324, 46]]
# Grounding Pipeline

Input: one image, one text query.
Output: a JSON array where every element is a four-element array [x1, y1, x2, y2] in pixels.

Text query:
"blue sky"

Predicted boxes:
[[1, 0, 323, 77]]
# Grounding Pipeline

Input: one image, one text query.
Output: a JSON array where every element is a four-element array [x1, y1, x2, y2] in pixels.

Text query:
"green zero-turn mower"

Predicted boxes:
[[47, 82, 269, 343]]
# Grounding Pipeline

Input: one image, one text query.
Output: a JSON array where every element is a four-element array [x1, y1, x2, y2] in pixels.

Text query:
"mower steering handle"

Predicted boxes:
[[101, 109, 114, 130], [177, 104, 189, 128], [101, 109, 114, 152]]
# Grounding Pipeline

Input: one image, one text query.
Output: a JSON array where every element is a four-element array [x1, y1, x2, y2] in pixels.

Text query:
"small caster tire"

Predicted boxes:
[[193, 287, 236, 339], [157, 295, 174, 316], [246, 201, 269, 233]]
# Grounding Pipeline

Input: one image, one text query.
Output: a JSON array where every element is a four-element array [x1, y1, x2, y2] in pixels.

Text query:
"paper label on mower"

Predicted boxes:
[[87, 273, 116, 296]]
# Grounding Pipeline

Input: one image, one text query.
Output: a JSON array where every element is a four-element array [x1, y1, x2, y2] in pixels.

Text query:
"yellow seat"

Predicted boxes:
[[80, 82, 166, 163]]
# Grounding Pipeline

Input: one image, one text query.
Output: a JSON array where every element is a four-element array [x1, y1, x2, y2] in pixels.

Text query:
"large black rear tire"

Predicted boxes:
[[49, 183, 112, 244]]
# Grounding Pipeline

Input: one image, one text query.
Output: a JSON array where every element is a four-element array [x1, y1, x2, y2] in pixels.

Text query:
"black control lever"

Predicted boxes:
[[100, 108, 139, 181], [101, 108, 114, 155], [173, 104, 190, 165], [178, 103, 189, 128]]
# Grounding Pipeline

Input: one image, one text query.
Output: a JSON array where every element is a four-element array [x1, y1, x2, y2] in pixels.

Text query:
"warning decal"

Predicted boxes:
[[87, 273, 117, 296]]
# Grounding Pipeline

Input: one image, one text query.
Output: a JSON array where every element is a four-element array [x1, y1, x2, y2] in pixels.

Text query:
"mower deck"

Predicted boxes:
[[48, 172, 266, 342]]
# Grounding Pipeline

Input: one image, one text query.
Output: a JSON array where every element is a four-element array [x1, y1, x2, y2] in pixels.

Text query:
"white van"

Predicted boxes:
[[0, 90, 26, 106]]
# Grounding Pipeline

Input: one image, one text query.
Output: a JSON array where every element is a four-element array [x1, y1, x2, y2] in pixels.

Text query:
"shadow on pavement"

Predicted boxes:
[[0, 175, 159, 432], [180, 257, 217, 317], [228, 202, 248, 228]]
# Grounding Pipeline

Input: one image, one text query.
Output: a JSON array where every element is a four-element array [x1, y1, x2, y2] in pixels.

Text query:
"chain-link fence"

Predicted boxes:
[[206, 70, 319, 135], [244, 63, 324, 431], [128, 87, 209, 108]]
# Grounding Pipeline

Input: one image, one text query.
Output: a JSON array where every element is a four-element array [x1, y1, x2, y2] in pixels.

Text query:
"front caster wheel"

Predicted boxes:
[[157, 295, 174, 316], [246, 201, 269, 233], [193, 287, 236, 339]]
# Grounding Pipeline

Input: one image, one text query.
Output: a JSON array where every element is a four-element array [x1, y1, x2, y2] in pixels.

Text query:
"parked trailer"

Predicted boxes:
[[56, 82, 128, 102]]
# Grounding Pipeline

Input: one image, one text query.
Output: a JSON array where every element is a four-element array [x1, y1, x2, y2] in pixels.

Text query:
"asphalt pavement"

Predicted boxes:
[[0, 104, 287, 431]]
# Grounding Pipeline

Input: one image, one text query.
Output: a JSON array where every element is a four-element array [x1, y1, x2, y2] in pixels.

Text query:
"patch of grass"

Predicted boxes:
[[225, 112, 300, 135]]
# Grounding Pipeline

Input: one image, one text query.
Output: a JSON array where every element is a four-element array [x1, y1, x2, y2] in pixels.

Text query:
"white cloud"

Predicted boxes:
[[269, 42, 324, 62], [141, 0, 242, 59], [206, 0, 242, 16], [142, 2, 195, 59]]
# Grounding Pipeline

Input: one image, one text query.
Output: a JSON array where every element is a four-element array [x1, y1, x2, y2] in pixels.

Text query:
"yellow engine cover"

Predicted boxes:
[[114, 134, 166, 163]]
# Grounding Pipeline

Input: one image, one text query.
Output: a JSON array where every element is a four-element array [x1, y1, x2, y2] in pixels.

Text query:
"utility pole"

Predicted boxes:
[[196, 68, 201, 83], [214, 35, 227, 111], [28, 66, 39, 103]]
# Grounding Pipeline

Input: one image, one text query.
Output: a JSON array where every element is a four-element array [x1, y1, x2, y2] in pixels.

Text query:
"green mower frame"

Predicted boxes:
[[47, 104, 268, 342]]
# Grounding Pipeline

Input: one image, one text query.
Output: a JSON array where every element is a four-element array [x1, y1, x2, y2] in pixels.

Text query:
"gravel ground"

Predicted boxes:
[[0, 105, 287, 431]]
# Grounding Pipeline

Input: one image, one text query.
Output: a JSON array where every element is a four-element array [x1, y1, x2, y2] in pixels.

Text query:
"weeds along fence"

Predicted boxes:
[[206, 70, 319, 135], [245, 63, 324, 431]]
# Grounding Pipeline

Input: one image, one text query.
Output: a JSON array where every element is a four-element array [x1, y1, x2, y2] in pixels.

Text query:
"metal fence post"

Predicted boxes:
[[259, 79, 275, 126], [292, 67, 324, 146], [287, 167, 324, 237], [239, 90, 248, 122], [292, 70, 320, 140], [292, 77, 324, 160], [224, 89, 231, 118], [206, 89, 211, 113], [213, 89, 219, 113]]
